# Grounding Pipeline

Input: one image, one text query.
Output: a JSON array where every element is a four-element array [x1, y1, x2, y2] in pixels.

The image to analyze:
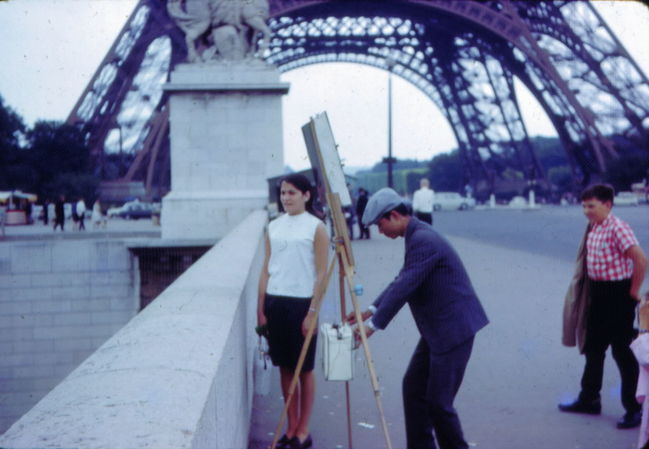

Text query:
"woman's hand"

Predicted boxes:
[[257, 311, 267, 328], [302, 310, 316, 337]]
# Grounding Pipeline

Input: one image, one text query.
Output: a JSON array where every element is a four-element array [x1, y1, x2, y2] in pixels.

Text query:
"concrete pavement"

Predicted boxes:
[[249, 228, 640, 449]]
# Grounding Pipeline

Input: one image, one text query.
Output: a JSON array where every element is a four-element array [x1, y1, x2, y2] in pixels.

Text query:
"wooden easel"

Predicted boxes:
[[269, 192, 393, 449]]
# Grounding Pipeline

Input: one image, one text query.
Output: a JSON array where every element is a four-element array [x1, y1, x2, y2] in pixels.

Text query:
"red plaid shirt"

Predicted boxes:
[[586, 214, 639, 281]]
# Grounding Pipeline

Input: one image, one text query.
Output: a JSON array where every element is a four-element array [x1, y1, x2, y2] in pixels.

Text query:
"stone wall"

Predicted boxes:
[[0, 239, 139, 433], [0, 210, 266, 449]]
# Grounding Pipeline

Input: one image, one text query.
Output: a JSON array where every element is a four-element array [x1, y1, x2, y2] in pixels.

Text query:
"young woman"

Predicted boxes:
[[257, 173, 329, 449]]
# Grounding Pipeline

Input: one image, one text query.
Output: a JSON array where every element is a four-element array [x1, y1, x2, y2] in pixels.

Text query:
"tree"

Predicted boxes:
[[427, 150, 463, 192], [0, 95, 27, 190], [26, 121, 98, 202], [604, 152, 649, 191]]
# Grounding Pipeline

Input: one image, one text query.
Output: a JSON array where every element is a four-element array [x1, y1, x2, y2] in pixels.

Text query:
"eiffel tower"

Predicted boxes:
[[66, 0, 649, 200]]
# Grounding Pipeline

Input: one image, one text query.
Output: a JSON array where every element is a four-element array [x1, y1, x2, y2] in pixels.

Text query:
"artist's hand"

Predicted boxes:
[[353, 324, 374, 349], [346, 309, 373, 325]]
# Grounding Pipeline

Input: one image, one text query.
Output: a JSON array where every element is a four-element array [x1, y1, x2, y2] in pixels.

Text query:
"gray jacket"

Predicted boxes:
[[372, 217, 489, 353]]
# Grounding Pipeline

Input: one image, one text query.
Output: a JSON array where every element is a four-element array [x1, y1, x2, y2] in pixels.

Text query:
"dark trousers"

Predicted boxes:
[[415, 211, 433, 226], [358, 223, 370, 239], [579, 279, 640, 413], [403, 337, 474, 449]]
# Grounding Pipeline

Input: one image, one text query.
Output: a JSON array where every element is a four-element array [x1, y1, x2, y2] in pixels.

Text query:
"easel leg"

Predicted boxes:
[[338, 252, 354, 449], [340, 250, 394, 449]]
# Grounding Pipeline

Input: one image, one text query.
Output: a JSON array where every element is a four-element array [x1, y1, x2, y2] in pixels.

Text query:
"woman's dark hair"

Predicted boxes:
[[581, 184, 615, 203], [279, 173, 323, 219]]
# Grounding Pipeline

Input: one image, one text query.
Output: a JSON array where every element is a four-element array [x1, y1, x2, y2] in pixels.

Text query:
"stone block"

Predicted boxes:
[[0, 300, 32, 315], [13, 365, 55, 379], [50, 241, 92, 273], [54, 338, 95, 353], [53, 312, 92, 327], [70, 298, 112, 313], [10, 243, 52, 273], [12, 340, 55, 354], [0, 274, 31, 289]]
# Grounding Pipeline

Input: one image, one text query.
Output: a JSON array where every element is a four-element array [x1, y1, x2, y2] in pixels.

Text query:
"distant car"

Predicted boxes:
[[508, 196, 528, 209], [433, 192, 476, 211], [615, 191, 639, 206], [108, 201, 154, 219]]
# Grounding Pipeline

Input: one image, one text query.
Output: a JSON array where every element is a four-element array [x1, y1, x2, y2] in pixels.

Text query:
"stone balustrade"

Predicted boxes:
[[0, 210, 267, 449]]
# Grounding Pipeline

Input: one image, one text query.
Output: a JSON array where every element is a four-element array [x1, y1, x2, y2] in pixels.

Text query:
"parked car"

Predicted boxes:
[[108, 200, 154, 219], [433, 192, 476, 211], [615, 191, 639, 206], [508, 196, 528, 209]]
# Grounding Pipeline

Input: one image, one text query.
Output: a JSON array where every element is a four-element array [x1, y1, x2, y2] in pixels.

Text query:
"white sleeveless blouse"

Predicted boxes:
[[266, 212, 322, 298]]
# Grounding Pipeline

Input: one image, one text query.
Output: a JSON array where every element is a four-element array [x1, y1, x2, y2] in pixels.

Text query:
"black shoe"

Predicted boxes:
[[298, 435, 312, 449], [558, 398, 601, 415], [617, 411, 642, 429], [276, 434, 291, 449]]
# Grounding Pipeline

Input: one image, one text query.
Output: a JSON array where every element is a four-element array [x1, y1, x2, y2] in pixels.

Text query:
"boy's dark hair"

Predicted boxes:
[[581, 184, 615, 203], [381, 203, 411, 220]]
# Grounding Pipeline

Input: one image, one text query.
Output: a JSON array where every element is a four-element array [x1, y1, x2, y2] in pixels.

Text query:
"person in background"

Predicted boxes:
[[412, 178, 434, 225], [92, 199, 106, 229], [42, 199, 49, 225], [349, 187, 488, 449], [559, 184, 648, 429], [257, 173, 329, 449], [53, 195, 65, 231], [76, 197, 86, 231], [356, 187, 370, 239]]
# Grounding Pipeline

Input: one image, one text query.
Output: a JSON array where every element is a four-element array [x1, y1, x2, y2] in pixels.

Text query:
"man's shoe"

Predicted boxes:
[[617, 411, 642, 429], [558, 398, 601, 415]]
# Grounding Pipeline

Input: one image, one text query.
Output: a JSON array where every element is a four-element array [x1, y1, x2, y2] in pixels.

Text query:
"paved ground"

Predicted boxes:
[[249, 205, 649, 449], [0, 217, 161, 241], [3, 205, 648, 448]]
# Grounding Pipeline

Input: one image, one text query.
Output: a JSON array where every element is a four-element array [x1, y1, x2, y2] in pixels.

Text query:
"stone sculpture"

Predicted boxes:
[[167, 0, 271, 62]]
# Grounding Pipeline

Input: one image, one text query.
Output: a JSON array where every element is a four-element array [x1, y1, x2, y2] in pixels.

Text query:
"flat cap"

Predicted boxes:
[[362, 188, 410, 226]]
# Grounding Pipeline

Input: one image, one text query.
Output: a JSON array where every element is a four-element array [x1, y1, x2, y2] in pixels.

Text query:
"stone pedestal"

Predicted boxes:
[[161, 62, 289, 240]]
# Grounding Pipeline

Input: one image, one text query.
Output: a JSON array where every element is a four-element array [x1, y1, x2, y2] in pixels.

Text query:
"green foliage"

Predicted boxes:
[[354, 162, 428, 195], [0, 95, 99, 203], [0, 95, 27, 190], [547, 166, 573, 193], [604, 152, 649, 191], [427, 150, 463, 192]]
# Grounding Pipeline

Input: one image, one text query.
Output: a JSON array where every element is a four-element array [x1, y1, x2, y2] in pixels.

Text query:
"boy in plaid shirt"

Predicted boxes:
[[560, 184, 648, 429]]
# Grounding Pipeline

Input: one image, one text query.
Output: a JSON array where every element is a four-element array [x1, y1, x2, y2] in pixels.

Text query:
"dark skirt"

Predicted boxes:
[[264, 293, 317, 372]]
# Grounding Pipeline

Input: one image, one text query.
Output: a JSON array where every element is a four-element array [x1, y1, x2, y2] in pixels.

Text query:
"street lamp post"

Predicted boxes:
[[383, 55, 397, 188]]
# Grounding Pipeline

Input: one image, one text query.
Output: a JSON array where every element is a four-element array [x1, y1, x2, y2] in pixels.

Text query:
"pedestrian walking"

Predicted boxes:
[[560, 184, 648, 429], [76, 197, 86, 231], [348, 187, 488, 449], [412, 178, 434, 225], [53, 195, 65, 231], [257, 173, 329, 449], [356, 188, 370, 239]]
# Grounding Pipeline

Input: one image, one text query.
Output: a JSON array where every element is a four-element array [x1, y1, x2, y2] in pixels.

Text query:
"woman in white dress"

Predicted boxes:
[[257, 173, 328, 449]]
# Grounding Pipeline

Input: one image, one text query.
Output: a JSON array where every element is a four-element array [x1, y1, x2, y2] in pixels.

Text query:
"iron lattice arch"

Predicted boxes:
[[67, 0, 649, 199]]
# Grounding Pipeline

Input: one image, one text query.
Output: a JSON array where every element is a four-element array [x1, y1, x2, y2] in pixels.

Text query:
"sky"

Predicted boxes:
[[0, 0, 648, 172]]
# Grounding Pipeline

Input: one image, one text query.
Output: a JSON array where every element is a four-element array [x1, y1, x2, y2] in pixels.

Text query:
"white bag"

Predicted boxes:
[[320, 323, 354, 381]]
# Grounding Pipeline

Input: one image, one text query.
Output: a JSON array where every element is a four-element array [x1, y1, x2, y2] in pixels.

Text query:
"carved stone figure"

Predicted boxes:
[[167, 0, 271, 62]]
